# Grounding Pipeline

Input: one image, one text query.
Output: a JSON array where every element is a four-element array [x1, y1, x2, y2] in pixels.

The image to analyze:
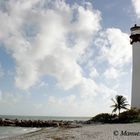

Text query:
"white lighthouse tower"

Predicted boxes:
[[130, 24, 140, 109]]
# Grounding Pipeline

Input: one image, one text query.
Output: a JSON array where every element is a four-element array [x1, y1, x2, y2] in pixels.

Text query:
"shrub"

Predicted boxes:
[[90, 113, 117, 123], [119, 108, 140, 123], [89, 108, 140, 124]]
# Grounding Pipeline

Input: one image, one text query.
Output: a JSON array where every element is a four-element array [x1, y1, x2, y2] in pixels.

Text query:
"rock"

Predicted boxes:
[[0, 118, 84, 128]]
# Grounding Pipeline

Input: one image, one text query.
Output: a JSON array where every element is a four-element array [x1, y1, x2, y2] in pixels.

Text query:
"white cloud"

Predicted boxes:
[[0, 0, 101, 90], [89, 68, 99, 79], [47, 95, 81, 116], [78, 77, 117, 101], [47, 94, 110, 116], [37, 81, 48, 88], [99, 84, 117, 99], [45, 84, 117, 116], [94, 28, 132, 88], [0, 0, 133, 117], [39, 50, 83, 90], [85, 60, 99, 79], [99, 28, 131, 67], [0, 91, 22, 106], [104, 67, 119, 79], [79, 78, 99, 98], [132, 0, 140, 18], [92, 27, 132, 105], [33, 103, 43, 110]]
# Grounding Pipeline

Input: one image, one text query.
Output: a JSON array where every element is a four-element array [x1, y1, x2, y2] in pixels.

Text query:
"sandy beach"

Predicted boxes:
[[1, 123, 140, 140]]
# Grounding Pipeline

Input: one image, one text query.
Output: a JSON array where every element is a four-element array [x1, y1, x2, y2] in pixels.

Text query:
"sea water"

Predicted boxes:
[[0, 115, 90, 121], [0, 115, 90, 139], [0, 126, 40, 139]]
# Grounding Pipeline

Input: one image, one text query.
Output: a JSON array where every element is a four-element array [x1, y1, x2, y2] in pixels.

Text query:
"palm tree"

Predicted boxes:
[[111, 95, 129, 117]]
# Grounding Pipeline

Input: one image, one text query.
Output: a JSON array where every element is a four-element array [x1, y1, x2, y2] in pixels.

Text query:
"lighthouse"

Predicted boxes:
[[130, 24, 140, 109]]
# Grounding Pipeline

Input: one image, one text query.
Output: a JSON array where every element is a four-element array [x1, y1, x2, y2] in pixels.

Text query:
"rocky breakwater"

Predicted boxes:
[[0, 118, 84, 128]]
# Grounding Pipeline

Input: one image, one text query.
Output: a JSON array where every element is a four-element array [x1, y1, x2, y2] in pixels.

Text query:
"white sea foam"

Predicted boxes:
[[0, 126, 40, 139]]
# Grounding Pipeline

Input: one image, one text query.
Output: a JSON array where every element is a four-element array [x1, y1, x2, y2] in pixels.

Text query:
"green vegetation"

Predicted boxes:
[[119, 108, 140, 123], [89, 95, 140, 124], [90, 113, 117, 123], [111, 95, 129, 117]]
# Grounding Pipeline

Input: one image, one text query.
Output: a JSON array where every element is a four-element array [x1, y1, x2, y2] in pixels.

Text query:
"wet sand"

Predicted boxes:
[[1, 123, 140, 140]]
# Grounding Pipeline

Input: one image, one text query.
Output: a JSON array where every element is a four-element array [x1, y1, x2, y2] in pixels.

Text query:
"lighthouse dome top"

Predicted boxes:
[[130, 24, 140, 44], [130, 24, 140, 35]]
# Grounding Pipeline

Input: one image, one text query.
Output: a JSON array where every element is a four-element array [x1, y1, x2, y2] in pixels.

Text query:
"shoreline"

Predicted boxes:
[[0, 127, 59, 140], [1, 123, 140, 140], [0, 126, 42, 140]]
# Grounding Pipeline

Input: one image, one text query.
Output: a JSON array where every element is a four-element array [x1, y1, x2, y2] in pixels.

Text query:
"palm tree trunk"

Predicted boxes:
[[118, 109, 120, 119]]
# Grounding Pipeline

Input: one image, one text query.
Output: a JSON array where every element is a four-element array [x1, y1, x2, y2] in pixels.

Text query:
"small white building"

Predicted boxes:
[[130, 24, 140, 109]]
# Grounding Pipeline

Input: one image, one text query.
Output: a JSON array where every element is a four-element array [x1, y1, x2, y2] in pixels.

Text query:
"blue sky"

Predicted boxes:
[[0, 0, 139, 116]]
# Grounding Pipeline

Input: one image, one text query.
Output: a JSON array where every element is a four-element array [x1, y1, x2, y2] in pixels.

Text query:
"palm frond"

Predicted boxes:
[[111, 95, 129, 115], [112, 107, 117, 113]]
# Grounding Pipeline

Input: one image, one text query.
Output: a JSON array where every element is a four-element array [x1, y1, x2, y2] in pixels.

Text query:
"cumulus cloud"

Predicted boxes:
[[100, 28, 131, 67], [104, 67, 119, 79], [89, 68, 99, 79], [0, 0, 101, 90], [0, 0, 132, 117], [46, 94, 112, 116], [0, 90, 22, 106], [79, 78, 99, 98], [43, 83, 117, 116], [94, 28, 132, 82], [132, 0, 140, 18]]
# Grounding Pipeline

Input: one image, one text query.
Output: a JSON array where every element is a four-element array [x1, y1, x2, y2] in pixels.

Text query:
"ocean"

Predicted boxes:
[[0, 115, 90, 121], [0, 126, 40, 139], [0, 115, 90, 139]]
